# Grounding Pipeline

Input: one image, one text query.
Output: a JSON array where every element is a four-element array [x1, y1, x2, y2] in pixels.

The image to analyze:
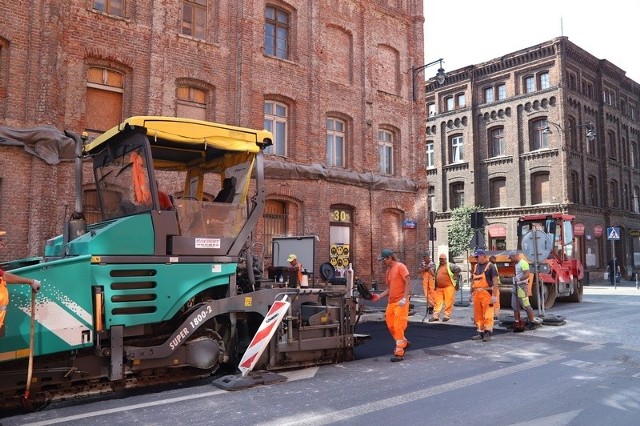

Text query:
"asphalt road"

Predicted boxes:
[[4, 280, 640, 426]]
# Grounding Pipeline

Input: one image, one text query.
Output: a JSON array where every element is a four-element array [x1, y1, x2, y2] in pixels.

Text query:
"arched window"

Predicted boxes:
[[264, 100, 288, 156], [449, 182, 464, 210], [489, 127, 505, 157], [265, 5, 290, 59], [326, 117, 346, 167], [489, 177, 506, 208], [450, 135, 464, 163], [176, 85, 207, 120], [264, 200, 288, 257], [530, 119, 548, 150], [531, 172, 550, 204], [378, 128, 394, 175], [182, 0, 207, 40], [86, 67, 124, 135]]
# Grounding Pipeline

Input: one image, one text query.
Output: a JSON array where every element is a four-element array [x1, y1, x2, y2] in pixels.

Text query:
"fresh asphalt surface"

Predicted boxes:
[[4, 279, 640, 426]]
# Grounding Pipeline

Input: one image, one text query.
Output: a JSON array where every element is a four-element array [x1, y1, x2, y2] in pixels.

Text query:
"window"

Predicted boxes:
[[93, 0, 124, 16], [634, 187, 640, 213], [570, 171, 580, 203], [624, 184, 630, 210], [264, 200, 288, 257], [525, 76, 535, 93], [176, 85, 207, 120], [265, 6, 289, 59], [631, 142, 637, 168], [588, 176, 598, 207], [568, 117, 577, 149], [264, 101, 288, 156], [450, 135, 463, 163], [378, 129, 394, 175], [445, 96, 454, 112], [85, 67, 123, 135], [531, 119, 548, 150], [449, 182, 464, 210], [428, 186, 435, 210], [531, 172, 550, 205], [539, 72, 550, 90], [489, 127, 505, 157], [490, 178, 506, 208], [587, 128, 596, 155], [182, 0, 206, 40], [609, 180, 619, 208], [568, 72, 577, 90], [608, 131, 617, 159], [326, 118, 345, 167], [427, 102, 436, 116], [426, 141, 435, 168], [497, 84, 506, 100], [484, 87, 494, 103], [456, 94, 466, 108]]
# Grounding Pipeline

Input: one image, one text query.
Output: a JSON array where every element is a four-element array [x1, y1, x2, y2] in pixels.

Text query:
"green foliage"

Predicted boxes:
[[447, 206, 482, 257]]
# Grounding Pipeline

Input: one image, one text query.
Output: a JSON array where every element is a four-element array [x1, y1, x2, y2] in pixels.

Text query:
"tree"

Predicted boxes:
[[447, 206, 483, 257]]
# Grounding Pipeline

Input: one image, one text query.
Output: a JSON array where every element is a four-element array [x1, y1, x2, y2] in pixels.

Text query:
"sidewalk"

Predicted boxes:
[[584, 277, 640, 296]]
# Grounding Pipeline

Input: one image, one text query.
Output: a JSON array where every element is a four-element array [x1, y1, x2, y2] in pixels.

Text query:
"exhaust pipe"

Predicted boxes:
[[64, 130, 87, 243]]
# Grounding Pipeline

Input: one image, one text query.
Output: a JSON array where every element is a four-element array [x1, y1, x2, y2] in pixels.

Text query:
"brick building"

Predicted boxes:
[[0, 1, 428, 284], [425, 37, 640, 280]]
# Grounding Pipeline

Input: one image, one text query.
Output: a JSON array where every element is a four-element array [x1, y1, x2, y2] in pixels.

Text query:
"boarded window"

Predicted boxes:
[[86, 67, 123, 134], [264, 200, 287, 257], [531, 172, 550, 204], [490, 178, 506, 208]]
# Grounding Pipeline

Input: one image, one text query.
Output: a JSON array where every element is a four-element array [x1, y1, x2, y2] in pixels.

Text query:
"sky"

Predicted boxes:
[[424, 0, 640, 83]]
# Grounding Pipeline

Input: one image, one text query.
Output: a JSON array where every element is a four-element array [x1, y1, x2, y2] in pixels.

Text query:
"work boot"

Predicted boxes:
[[471, 331, 484, 341], [428, 307, 434, 314], [428, 317, 439, 322], [442, 317, 450, 322], [527, 321, 540, 331], [482, 330, 492, 342], [390, 355, 403, 362], [513, 320, 525, 333]]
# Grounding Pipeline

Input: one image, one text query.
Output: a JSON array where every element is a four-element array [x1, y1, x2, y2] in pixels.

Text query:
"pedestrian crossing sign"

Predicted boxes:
[[607, 226, 621, 240]]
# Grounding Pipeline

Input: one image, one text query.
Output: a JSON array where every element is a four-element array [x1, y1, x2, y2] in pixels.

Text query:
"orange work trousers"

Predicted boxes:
[[432, 285, 455, 319], [493, 287, 501, 318], [385, 300, 410, 357], [422, 279, 436, 309], [472, 289, 494, 332]]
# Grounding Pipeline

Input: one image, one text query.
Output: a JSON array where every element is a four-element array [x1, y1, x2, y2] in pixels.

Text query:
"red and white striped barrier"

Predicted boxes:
[[238, 296, 290, 376]]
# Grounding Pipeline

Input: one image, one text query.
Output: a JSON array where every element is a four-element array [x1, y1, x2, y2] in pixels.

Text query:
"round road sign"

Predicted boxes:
[[521, 230, 553, 262]]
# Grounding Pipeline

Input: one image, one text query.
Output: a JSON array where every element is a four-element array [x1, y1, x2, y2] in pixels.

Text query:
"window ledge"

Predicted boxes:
[[443, 161, 469, 172], [263, 53, 298, 66], [521, 148, 558, 161], [177, 33, 216, 47], [482, 155, 514, 166], [90, 9, 132, 23]]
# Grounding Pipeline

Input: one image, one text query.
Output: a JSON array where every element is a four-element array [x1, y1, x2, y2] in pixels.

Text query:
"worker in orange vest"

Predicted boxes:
[[470, 249, 499, 341], [371, 249, 411, 362], [420, 254, 436, 316], [429, 253, 461, 322], [0, 231, 41, 338]]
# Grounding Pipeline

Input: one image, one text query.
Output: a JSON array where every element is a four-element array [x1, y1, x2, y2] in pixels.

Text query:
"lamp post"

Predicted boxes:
[[428, 209, 437, 257], [411, 58, 446, 101]]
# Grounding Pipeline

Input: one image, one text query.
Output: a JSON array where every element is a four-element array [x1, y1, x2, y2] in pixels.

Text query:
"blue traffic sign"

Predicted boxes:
[[607, 226, 621, 240]]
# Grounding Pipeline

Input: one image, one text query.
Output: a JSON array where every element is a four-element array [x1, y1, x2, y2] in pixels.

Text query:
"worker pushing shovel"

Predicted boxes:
[[0, 231, 42, 408]]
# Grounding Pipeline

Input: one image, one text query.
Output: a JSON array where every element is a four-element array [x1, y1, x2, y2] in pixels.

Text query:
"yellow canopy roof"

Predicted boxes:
[[85, 116, 271, 155]]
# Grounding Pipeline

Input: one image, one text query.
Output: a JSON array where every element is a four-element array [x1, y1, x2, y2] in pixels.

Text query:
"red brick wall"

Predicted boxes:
[[0, 0, 427, 283]]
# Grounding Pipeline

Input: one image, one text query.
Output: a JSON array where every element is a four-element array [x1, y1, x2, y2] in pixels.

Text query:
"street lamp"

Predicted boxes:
[[428, 209, 437, 258], [412, 58, 446, 101], [542, 121, 597, 141]]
